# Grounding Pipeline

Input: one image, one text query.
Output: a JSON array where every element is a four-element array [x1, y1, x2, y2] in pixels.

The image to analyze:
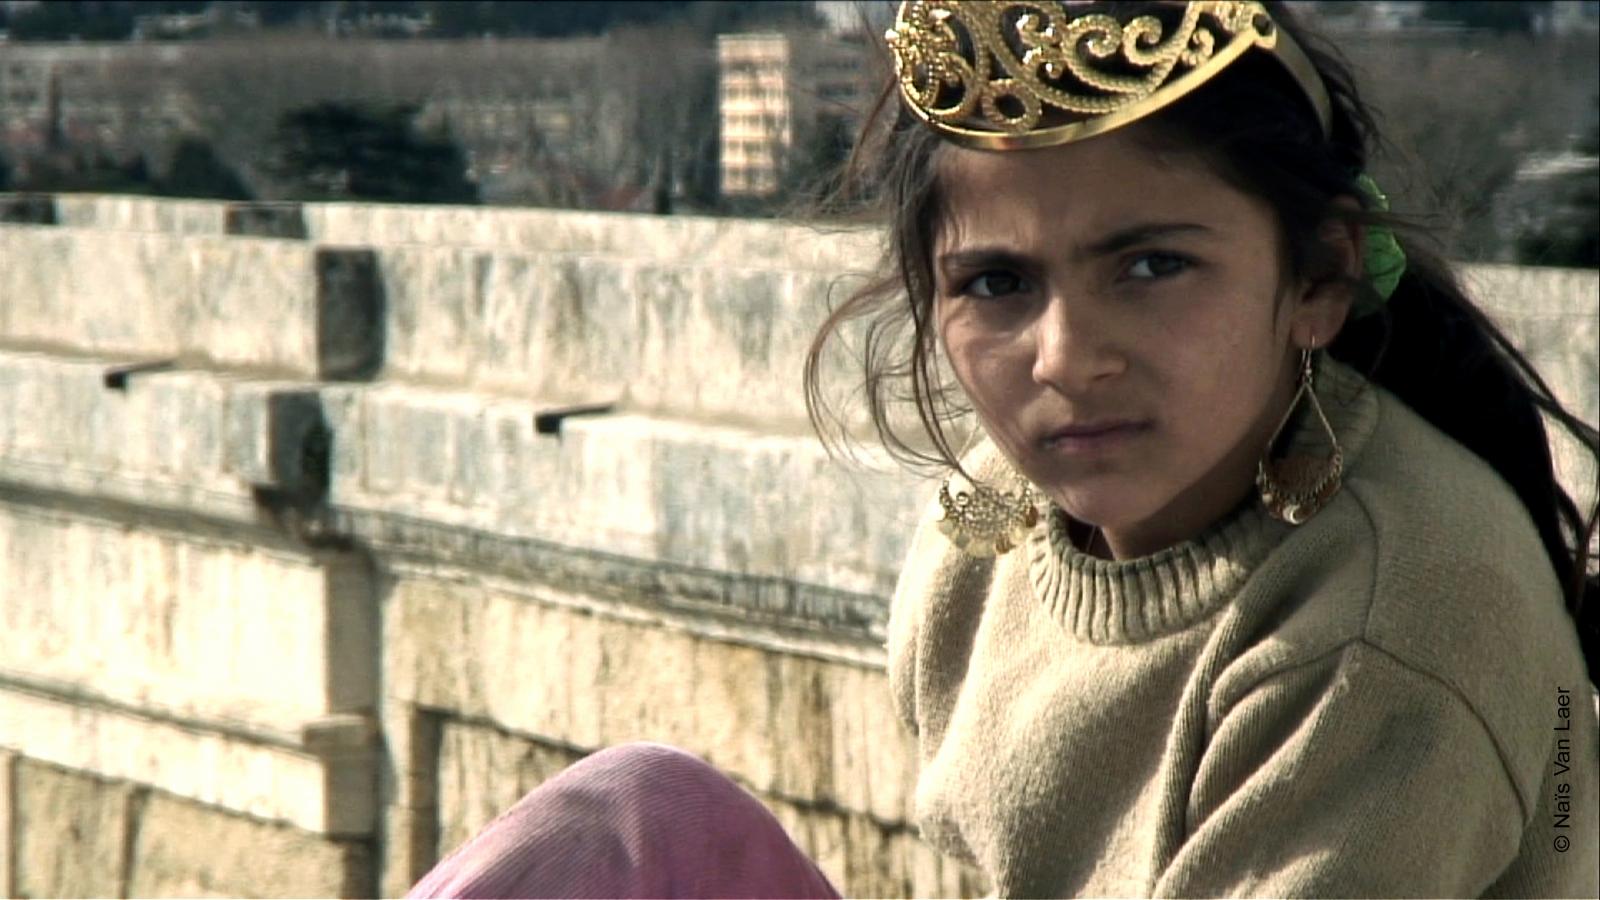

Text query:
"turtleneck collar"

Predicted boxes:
[[1022, 355, 1382, 645]]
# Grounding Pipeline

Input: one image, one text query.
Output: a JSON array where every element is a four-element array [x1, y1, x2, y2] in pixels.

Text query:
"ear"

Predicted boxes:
[[1290, 195, 1364, 350]]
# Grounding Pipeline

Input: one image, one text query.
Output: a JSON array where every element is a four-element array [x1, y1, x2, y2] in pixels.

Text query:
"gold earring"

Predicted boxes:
[[936, 467, 1041, 557], [1256, 345, 1344, 525]]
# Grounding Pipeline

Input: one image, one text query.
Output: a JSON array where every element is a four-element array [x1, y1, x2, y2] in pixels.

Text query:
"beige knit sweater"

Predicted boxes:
[[888, 358, 1598, 898]]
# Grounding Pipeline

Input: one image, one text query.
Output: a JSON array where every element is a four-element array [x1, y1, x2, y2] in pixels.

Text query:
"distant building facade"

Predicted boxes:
[[717, 31, 869, 198], [0, 37, 602, 202], [0, 42, 194, 169]]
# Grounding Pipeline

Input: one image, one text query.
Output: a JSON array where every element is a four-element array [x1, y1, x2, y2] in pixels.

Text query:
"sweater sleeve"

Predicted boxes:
[[1154, 641, 1527, 898]]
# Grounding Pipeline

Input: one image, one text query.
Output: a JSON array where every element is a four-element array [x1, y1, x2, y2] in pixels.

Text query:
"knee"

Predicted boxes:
[[568, 742, 733, 800], [584, 741, 713, 773]]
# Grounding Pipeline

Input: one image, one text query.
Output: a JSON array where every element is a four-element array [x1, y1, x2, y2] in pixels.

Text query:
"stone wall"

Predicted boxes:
[[2, 194, 1595, 899]]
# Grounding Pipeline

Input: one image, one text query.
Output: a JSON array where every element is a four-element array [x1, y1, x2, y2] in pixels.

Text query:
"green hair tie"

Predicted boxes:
[[1355, 173, 1406, 316]]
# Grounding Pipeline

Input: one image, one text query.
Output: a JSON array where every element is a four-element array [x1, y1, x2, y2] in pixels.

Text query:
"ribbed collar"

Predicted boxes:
[[1023, 356, 1382, 645]]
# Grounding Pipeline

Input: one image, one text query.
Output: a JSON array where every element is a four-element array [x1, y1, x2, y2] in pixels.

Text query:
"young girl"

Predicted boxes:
[[804, 0, 1598, 895], [409, 2, 1597, 896]]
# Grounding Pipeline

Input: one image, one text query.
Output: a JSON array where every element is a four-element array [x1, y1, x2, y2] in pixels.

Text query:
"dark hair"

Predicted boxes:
[[803, 2, 1600, 681]]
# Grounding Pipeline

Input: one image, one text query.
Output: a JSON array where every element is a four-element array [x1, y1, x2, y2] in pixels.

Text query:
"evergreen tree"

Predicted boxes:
[[267, 102, 479, 204], [155, 136, 253, 200], [16, 148, 154, 194]]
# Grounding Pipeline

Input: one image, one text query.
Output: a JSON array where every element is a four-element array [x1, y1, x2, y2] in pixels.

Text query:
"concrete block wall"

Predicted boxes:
[[2, 193, 1595, 898]]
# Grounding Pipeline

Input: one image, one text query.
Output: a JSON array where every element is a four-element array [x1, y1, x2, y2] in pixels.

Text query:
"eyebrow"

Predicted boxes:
[[937, 221, 1215, 270]]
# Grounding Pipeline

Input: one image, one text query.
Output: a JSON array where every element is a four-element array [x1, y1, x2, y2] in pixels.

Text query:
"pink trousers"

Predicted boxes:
[[405, 742, 843, 899]]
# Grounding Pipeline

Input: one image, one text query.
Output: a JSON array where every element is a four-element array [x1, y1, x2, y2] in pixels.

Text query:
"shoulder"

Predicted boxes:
[[886, 439, 1007, 732], [1223, 373, 1578, 824], [1236, 366, 1567, 669], [1346, 382, 1567, 656], [1355, 385, 1581, 819]]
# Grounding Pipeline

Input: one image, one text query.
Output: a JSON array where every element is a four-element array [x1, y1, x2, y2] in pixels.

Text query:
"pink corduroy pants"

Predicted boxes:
[[405, 742, 843, 899]]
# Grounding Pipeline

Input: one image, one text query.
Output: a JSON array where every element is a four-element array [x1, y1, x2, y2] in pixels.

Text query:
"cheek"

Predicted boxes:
[[939, 312, 1034, 408], [1152, 304, 1281, 430]]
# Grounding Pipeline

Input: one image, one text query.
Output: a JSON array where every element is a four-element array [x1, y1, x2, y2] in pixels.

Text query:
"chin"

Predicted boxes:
[[1043, 479, 1166, 533]]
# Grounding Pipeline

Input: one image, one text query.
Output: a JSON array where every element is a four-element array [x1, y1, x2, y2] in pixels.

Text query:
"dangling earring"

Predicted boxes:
[[1256, 343, 1344, 525], [936, 467, 1041, 557]]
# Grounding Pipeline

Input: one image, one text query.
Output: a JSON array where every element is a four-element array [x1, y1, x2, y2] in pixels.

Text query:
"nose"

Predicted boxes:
[[1030, 293, 1125, 395]]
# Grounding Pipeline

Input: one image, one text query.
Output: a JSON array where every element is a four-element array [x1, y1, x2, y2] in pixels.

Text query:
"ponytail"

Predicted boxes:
[[1330, 248, 1600, 684]]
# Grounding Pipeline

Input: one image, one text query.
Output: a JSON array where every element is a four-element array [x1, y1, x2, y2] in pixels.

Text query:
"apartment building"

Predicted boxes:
[[717, 31, 868, 198]]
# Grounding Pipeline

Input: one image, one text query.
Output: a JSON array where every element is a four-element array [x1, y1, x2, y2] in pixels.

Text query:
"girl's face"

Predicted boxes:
[[933, 125, 1350, 559]]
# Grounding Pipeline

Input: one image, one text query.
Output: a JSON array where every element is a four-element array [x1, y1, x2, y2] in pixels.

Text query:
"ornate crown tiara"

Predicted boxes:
[[885, 0, 1333, 150]]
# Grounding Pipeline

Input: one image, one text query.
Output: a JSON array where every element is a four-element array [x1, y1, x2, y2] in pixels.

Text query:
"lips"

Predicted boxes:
[[1044, 419, 1145, 439], [1039, 420, 1150, 452]]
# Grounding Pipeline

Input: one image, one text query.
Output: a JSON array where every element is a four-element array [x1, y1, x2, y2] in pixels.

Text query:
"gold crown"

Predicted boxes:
[[885, 1, 1332, 150]]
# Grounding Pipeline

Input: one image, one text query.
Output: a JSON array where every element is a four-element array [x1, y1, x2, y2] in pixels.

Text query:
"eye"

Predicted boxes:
[[960, 270, 1030, 299], [1124, 252, 1192, 280]]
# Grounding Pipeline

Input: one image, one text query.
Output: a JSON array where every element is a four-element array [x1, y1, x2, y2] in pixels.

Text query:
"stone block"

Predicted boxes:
[[100, 365, 225, 485], [478, 399, 563, 518], [470, 255, 547, 391], [473, 590, 573, 743], [185, 236, 322, 372], [0, 352, 91, 463], [859, 667, 920, 823], [434, 721, 584, 857], [0, 228, 338, 375], [224, 201, 307, 240], [555, 257, 641, 396], [447, 402, 491, 510], [796, 804, 850, 897], [563, 607, 607, 749], [385, 576, 896, 808], [0, 353, 286, 527], [373, 246, 478, 386], [827, 664, 872, 816], [451, 397, 563, 515], [0, 749, 13, 898], [137, 371, 230, 482], [299, 201, 885, 273], [384, 577, 476, 712], [359, 386, 469, 502], [326, 554, 380, 712], [690, 266, 795, 418], [844, 811, 911, 899], [0, 506, 375, 735], [380, 804, 440, 899], [907, 832, 946, 899], [379, 701, 441, 811], [53, 194, 224, 235], [316, 384, 368, 498], [127, 789, 372, 898], [552, 413, 926, 602], [172, 336, 927, 619], [0, 227, 80, 346], [627, 263, 711, 411], [594, 617, 698, 751], [905, 829, 990, 899], [691, 639, 778, 792], [0, 687, 372, 836], [224, 384, 329, 500], [770, 653, 838, 805], [11, 758, 132, 899]]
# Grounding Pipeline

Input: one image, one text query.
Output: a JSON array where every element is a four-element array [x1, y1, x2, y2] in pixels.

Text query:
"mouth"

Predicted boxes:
[[1039, 420, 1151, 454]]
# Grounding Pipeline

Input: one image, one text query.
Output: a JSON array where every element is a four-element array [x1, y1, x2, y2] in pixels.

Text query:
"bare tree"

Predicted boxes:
[[1343, 30, 1598, 261]]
